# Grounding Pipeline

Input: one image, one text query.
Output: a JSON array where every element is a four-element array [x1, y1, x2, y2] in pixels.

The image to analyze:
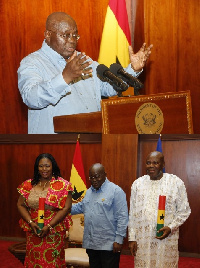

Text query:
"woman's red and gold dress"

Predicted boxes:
[[17, 177, 73, 268]]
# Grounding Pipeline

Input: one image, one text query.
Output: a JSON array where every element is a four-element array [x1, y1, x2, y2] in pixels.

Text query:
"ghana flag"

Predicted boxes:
[[70, 139, 87, 202], [156, 195, 166, 237], [98, 0, 131, 67], [37, 197, 45, 233]]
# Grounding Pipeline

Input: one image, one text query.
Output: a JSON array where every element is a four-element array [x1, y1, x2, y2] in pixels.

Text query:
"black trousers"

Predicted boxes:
[[86, 249, 120, 268]]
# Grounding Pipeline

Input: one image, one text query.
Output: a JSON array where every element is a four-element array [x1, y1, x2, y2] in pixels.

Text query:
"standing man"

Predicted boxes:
[[18, 11, 153, 133], [71, 163, 129, 268], [128, 151, 191, 268]]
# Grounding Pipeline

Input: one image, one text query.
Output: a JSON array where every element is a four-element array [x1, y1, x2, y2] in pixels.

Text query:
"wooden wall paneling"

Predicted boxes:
[[132, 0, 145, 51], [0, 137, 102, 238], [177, 0, 200, 133], [143, 0, 200, 132], [138, 135, 200, 254], [1, 1, 28, 134], [101, 134, 138, 200], [101, 134, 138, 249], [131, 0, 147, 95], [143, 0, 178, 95]]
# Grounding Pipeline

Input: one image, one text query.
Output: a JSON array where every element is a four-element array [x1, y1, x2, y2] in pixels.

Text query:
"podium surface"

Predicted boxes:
[[53, 111, 102, 133], [102, 91, 193, 134], [53, 91, 193, 134]]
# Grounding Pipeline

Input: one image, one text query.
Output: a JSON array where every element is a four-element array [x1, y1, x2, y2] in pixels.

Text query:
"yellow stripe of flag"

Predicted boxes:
[[98, 0, 131, 68], [70, 140, 87, 202], [38, 210, 44, 224], [71, 164, 87, 196], [157, 210, 165, 224]]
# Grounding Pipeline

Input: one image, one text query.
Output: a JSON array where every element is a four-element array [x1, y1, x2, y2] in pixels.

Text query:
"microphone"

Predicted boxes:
[[96, 64, 128, 93], [110, 63, 143, 94]]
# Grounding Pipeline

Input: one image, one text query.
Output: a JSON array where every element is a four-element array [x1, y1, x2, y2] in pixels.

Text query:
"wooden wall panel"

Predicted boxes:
[[101, 134, 138, 204], [177, 0, 200, 135], [143, 0, 200, 132], [0, 136, 102, 238], [138, 135, 200, 254], [143, 0, 178, 94]]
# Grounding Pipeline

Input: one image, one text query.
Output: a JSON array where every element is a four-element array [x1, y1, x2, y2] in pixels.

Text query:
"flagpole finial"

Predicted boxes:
[[77, 134, 80, 142]]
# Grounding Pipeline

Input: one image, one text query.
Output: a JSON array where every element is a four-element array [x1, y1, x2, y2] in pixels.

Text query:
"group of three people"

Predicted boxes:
[[17, 151, 191, 268]]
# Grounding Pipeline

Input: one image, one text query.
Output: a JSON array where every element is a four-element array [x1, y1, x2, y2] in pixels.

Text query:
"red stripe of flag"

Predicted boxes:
[[158, 195, 166, 210], [73, 140, 87, 186], [109, 0, 131, 44], [38, 197, 45, 210]]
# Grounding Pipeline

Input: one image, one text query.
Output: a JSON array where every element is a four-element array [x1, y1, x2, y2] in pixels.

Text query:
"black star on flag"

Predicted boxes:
[[160, 214, 165, 220]]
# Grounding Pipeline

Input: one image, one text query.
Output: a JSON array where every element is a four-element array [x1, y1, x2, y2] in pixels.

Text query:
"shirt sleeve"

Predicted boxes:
[[18, 57, 71, 109], [71, 201, 84, 215], [113, 187, 129, 244], [125, 64, 143, 78], [128, 182, 137, 241], [168, 178, 191, 234]]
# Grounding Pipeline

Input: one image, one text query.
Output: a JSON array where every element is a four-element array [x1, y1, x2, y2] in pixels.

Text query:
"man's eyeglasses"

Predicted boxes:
[[89, 174, 102, 181], [48, 30, 80, 41]]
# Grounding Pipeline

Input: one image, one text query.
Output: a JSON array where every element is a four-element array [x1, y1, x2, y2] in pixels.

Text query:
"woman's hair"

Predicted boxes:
[[31, 153, 61, 185]]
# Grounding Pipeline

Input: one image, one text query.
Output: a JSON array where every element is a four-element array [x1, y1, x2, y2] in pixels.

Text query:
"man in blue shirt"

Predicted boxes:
[[18, 12, 153, 133], [71, 163, 129, 268]]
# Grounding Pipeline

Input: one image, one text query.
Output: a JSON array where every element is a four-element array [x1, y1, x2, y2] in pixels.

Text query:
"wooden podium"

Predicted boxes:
[[53, 91, 193, 134], [53, 111, 102, 133]]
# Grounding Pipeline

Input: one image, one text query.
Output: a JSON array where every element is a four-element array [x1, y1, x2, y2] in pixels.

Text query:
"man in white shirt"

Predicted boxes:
[[128, 151, 191, 268]]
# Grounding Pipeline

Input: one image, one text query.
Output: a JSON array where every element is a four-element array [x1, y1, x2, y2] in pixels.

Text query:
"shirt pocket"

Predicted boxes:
[[95, 197, 113, 216]]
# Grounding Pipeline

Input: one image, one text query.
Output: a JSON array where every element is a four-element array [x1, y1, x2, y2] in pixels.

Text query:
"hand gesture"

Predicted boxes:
[[62, 51, 93, 83], [29, 221, 41, 236], [38, 225, 50, 238], [129, 43, 153, 72], [156, 226, 171, 240]]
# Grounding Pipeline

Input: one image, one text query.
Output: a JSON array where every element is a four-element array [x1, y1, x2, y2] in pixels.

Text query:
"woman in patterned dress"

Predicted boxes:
[[17, 153, 73, 268]]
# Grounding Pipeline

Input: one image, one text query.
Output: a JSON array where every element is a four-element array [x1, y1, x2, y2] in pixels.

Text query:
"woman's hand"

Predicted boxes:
[[29, 221, 41, 236], [37, 225, 50, 238]]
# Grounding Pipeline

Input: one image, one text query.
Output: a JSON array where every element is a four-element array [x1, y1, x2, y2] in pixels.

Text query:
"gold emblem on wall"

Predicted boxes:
[[135, 103, 164, 134]]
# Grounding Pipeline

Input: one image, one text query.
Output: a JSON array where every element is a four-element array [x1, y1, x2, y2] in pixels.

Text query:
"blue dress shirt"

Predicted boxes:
[[71, 179, 129, 251], [18, 41, 140, 133]]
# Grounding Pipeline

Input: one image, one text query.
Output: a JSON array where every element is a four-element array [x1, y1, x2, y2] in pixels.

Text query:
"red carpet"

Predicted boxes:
[[0, 240, 23, 268], [119, 254, 200, 268], [1, 240, 200, 267]]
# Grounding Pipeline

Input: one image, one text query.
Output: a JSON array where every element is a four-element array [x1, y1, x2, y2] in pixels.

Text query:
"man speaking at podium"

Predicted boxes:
[[18, 12, 152, 134]]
